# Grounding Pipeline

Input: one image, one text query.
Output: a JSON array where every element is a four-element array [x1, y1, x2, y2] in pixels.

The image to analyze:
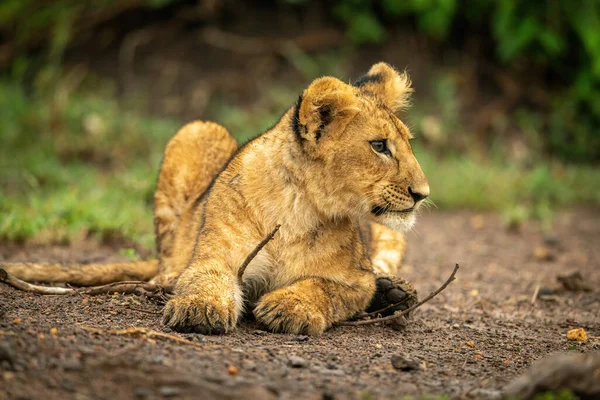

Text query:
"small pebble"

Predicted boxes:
[[160, 386, 181, 397], [0, 342, 15, 367], [391, 355, 419, 371], [538, 287, 554, 296], [62, 359, 82, 371], [245, 360, 257, 371], [293, 335, 309, 342], [134, 387, 154, 399], [288, 355, 308, 368]]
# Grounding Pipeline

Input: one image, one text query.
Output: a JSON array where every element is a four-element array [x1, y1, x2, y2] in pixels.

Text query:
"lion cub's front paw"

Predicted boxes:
[[367, 276, 419, 316], [254, 290, 327, 336], [162, 294, 239, 335]]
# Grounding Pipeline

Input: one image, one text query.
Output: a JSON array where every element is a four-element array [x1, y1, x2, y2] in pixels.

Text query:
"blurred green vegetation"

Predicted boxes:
[[334, 0, 600, 162], [0, 1, 599, 248], [0, 77, 179, 248]]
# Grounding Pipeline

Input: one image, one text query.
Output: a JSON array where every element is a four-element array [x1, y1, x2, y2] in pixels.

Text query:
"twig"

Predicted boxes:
[[237, 225, 281, 283], [337, 264, 460, 326], [0, 268, 72, 294], [531, 284, 540, 305], [356, 296, 411, 319], [0, 268, 172, 301]]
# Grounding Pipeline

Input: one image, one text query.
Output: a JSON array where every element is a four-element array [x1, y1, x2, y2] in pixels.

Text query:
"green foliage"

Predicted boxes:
[[334, 1, 386, 44], [0, 77, 180, 248], [330, 0, 600, 162], [383, 0, 456, 39]]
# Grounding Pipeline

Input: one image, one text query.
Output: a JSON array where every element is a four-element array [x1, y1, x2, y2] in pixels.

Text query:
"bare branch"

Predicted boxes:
[[356, 296, 411, 320], [337, 264, 460, 327], [0, 268, 171, 301], [0, 268, 73, 294], [237, 225, 281, 283]]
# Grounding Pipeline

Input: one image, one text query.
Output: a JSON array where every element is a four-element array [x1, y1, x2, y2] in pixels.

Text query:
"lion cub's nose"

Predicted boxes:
[[408, 185, 429, 202]]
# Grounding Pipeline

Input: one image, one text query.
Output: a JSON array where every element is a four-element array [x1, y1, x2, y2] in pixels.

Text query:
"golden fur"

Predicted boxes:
[[2, 62, 429, 336]]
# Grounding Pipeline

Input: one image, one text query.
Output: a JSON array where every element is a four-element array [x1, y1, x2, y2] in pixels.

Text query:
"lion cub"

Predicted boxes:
[[158, 62, 429, 335]]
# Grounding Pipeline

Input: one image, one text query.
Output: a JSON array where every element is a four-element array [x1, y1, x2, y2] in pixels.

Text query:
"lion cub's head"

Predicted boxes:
[[291, 62, 429, 232]]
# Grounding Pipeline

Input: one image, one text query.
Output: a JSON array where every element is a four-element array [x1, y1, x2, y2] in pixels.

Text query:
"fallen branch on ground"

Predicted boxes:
[[337, 263, 460, 326], [0, 268, 171, 301]]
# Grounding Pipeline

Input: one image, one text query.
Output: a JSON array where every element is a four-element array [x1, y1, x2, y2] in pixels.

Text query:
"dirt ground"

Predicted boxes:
[[1, 210, 599, 400]]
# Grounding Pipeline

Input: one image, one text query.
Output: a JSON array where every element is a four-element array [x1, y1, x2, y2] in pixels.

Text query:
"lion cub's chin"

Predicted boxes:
[[372, 213, 417, 233]]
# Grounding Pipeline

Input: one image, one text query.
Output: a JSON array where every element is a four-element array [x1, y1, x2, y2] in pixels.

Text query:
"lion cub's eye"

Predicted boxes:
[[370, 140, 391, 155]]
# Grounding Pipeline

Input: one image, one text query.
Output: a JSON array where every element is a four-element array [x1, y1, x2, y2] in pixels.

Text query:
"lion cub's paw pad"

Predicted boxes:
[[367, 276, 419, 317], [254, 293, 327, 336], [162, 295, 237, 335]]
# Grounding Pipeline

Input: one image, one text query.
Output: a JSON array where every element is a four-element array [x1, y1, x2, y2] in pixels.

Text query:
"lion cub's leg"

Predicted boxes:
[[363, 223, 419, 316], [152, 121, 237, 286], [253, 270, 376, 336], [162, 258, 243, 334]]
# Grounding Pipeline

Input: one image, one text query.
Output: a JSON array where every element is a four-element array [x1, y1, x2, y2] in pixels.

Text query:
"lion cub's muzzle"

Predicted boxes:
[[371, 184, 429, 216]]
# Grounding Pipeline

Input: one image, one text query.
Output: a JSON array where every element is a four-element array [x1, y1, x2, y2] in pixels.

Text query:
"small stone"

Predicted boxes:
[[62, 359, 82, 371], [391, 355, 419, 371], [0, 343, 15, 367], [153, 355, 165, 365], [134, 387, 154, 399], [159, 386, 181, 397], [288, 355, 307, 368], [292, 335, 309, 342], [245, 360, 257, 371], [323, 368, 345, 376], [252, 329, 268, 336], [50, 327, 59, 336]]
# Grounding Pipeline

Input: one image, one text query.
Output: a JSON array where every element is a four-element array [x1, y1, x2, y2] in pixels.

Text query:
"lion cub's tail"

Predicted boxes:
[[0, 260, 159, 286]]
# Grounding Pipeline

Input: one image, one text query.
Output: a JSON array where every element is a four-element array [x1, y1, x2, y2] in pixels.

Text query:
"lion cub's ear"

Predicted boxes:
[[294, 77, 359, 144], [354, 62, 413, 112]]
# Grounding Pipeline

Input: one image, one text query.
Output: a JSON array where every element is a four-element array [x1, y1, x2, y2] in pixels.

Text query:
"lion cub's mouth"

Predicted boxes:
[[371, 205, 414, 216]]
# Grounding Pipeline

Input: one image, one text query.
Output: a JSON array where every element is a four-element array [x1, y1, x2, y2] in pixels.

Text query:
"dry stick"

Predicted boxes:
[[0, 268, 73, 294], [531, 283, 540, 305], [237, 224, 281, 283], [357, 296, 411, 320], [337, 263, 460, 327], [0, 268, 171, 300]]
